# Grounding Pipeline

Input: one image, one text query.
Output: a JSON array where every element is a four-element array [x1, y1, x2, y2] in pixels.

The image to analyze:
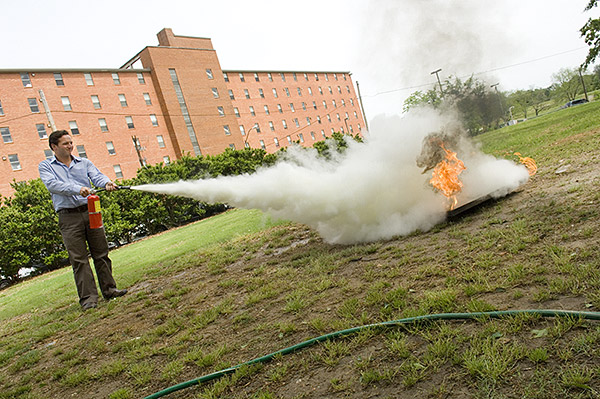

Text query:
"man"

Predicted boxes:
[[39, 130, 127, 310]]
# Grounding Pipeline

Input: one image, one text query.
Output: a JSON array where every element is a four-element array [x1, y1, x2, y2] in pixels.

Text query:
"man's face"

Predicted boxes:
[[52, 135, 73, 158]]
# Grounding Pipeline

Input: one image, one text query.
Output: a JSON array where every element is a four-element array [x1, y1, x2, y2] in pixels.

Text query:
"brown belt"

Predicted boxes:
[[58, 204, 88, 214]]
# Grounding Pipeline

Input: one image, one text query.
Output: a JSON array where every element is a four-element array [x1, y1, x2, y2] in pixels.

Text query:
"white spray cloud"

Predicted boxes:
[[135, 109, 529, 244]]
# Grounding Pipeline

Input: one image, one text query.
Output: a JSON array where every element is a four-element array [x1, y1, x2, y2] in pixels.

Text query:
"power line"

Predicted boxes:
[[363, 47, 588, 98]]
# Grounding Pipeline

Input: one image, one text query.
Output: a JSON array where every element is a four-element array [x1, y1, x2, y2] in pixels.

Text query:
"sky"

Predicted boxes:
[[1, 0, 596, 121]]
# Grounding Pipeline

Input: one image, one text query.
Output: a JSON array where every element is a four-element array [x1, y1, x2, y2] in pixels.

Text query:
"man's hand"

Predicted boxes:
[[105, 182, 117, 192], [80, 186, 92, 197]]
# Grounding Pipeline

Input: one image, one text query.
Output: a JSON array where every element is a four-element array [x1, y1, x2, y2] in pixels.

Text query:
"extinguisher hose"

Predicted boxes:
[[91, 185, 131, 194]]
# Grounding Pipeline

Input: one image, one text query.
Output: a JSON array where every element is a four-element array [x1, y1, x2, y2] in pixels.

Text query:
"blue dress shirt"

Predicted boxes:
[[39, 156, 111, 211]]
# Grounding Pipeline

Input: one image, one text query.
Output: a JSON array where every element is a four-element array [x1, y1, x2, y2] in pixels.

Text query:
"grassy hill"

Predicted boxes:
[[1, 101, 599, 399]]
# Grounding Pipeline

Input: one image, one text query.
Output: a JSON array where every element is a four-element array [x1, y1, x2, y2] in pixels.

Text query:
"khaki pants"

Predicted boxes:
[[58, 210, 117, 307]]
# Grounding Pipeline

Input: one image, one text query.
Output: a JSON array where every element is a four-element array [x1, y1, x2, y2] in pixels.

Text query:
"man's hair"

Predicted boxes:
[[48, 130, 70, 149]]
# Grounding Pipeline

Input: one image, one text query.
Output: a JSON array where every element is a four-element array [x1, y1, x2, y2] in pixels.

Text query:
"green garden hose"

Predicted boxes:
[[143, 309, 600, 399]]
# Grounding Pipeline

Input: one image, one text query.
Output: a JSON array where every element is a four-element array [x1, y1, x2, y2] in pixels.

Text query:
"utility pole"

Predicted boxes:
[[355, 81, 369, 132], [39, 89, 56, 131], [430, 68, 443, 95], [490, 83, 505, 117], [579, 67, 589, 101]]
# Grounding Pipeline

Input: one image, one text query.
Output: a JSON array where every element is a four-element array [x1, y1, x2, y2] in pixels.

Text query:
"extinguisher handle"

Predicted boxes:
[[90, 185, 131, 194]]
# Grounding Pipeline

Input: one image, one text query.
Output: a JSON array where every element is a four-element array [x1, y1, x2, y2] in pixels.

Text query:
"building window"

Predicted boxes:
[[289, 103, 295, 112], [277, 104, 283, 113], [143, 93, 152, 105], [259, 88, 264, 98], [293, 73, 298, 81], [280, 73, 286, 82], [21, 73, 32, 87], [294, 118, 300, 127], [337, 86, 342, 94], [272, 88, 278, 98], [345, 112, 349, 119], [274, 137, 280, 147], [268, 73, 273, 81], [341, 99, 346, 107], [212, 88, 219, 99], [8, 154, 21, 170], [314, 73, 319, 81], [169, 68, 201, 155], [337, 113, 341, 121], [228, 90, 235, 100], [297, 87, 302, 96], [325, 73, 329, 81], [91, 95, 101, 109], [36, 123, 47, 139], [287, 135, 292, 144], [228, 144, 236, 149], [106, 141, 116, 155], [332, 100, 337, 108], [244, 89, 250, 99], [321, 130, 326, 138], [328, 86, 333, 95], [284, 88, 290, 97], [327, 115, 332, 123], [264, 105, 270, 115], [234, 107, 240, 117], [318, 87, 323, 95], [206, 69, 214, 79], [304, 73, 308, 81], [84, 73, 94, 86], [157, 135, 165, 148], [308, 87, 313, 95], [302, 102, 306, 111], [217, 106, 225, 117], [0, 127, 12, 143], [69, 120, 79, 135], [254, 123, 261, 133], [259, 140, 265, 150], [254, 73, 260, 82], [163, 156, 170, 164], [354, 111, 358, 118], [313, 101, 317, 110], [310, 131, 316, 140], [44, 149, 53, 159], [323, 100, 327, 109], [282, 120, 288, 129], [223, 72, 229, 82], [118, 94, 128, 107], [239, 72, 245, 82], [239, 125, 245, 136], [54, 73, 64, 86], [137, 73, 145, 84], [224, 125, 231, 135], [299, 133, 304, 143], [306, 117, 311, 125], [0, 100, 3, 116], [347, 85, 351, 93], [113, 164, 123, 178], [125, 116, 134, 129], [112, 73, 120, 85], [269, 121, 274, 131], [61, 96, 72, 111], [28, 98, 40, 113], [150, 114, 158, 126], [350, 98, 355, 106], [76, 145, 87, 158], [98, 118, 108, 132], [317, 116, 321, 124]]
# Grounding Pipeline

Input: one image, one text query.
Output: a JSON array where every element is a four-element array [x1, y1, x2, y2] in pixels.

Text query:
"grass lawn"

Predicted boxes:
[[0, 101, 599, 399]]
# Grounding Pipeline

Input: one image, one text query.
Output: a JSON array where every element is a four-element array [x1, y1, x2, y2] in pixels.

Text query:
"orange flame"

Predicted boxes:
[[430, 144, 466, 210], [514, 152, 537, 176]]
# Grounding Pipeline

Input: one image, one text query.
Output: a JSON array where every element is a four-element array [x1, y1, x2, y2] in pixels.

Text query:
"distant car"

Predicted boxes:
[[564, 99, 589, 108]]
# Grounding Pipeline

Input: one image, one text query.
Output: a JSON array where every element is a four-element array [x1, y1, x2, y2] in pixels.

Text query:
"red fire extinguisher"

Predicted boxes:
[[87, 194, 103, 229]]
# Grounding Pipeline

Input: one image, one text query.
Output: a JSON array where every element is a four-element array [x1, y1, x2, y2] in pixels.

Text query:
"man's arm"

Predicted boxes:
[[38, 160, 81, 196], [85, 159, 114, 191]]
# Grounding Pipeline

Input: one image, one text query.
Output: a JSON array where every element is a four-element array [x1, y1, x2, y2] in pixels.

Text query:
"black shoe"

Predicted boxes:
[[105, 289, 128, 300], [82, 302, 97, 311]]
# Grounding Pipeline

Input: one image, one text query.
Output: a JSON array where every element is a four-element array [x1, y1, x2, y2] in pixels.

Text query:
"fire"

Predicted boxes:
[[514, 152, 537, 176], [430, 144, 466, 209]]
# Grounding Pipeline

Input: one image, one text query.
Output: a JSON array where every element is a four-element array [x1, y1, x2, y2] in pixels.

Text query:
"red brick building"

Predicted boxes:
[[0, 28, 366, 197]]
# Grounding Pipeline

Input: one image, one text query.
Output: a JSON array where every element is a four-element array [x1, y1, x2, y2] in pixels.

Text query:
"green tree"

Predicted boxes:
[[551, 67, 581, 102], [581, 0, 600, 67]]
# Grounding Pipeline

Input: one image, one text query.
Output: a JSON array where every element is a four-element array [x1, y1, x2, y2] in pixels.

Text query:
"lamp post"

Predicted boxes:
[[430, 68, 443, 95], [244, 123, 259, 148]]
